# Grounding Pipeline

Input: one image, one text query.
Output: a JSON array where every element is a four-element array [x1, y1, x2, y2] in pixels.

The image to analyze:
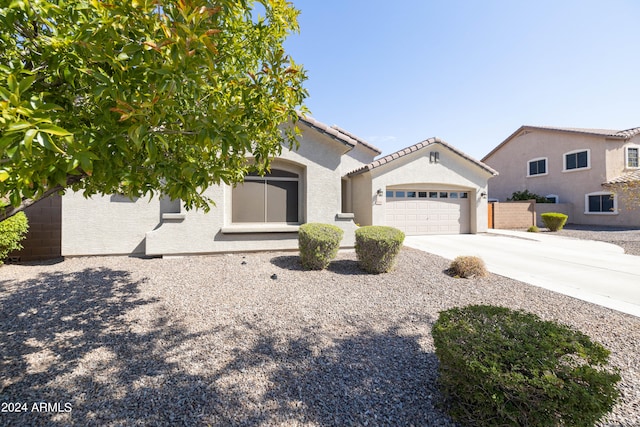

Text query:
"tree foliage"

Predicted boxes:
[[0, 0, 308, 220]]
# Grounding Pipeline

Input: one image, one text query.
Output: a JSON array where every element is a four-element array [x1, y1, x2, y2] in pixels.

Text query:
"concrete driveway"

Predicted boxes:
[[405, 230, 640, 317]]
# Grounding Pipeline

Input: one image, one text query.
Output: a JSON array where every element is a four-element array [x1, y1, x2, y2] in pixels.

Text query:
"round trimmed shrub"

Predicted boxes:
[[448, 255, 487, 278], [0, 211, 29, 264], [541, 212, 568, 231], [432, 305, 621, 427], [298, 223, 343, 270], [354, 226, 404, 274], [527, 225, 539, 233]]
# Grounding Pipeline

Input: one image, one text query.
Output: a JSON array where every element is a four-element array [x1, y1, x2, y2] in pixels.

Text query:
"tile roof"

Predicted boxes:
[[604, 170, 640, 186], [483, 125, 640, 161], [529, 126, 640, 138], [347, 137, 498, 176], [296, 114, 382, 155]]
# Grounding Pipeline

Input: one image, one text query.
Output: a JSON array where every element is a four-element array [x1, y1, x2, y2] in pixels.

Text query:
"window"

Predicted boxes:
[[429, 192, 438, 198], [395, 191, 405, 198], [232, 169, 299, 223], [564, 149, 590, 171], [418, 191, 427, 198], [460, 192, 469, 199], [386, 190, 394, 198], [627, 147, 639, 168], [450, 192, 459, 199], [407, 191, 416, 198], [439, 192, 448, 198], [545, 194, 559, 203], [527, 158, 547, 176], [585, 192, 617, 215]]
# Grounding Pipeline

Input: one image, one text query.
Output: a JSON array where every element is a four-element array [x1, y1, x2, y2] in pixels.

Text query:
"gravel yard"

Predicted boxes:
[[553, 224, 640, 256], [1, 247, 639, 426]]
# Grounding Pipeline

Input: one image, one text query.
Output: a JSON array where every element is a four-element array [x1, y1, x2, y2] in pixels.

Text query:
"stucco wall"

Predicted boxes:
[[62, 192, 162, 256], [484, 129, 640, 227]]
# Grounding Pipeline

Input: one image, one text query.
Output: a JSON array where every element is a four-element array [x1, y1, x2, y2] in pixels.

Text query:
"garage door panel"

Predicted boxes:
[[386, 189, 470, 235]]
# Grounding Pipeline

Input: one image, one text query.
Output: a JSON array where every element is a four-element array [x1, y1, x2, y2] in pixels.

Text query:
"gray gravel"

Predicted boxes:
[[553, 224, 640, 256], [1, 248, 639, 426]]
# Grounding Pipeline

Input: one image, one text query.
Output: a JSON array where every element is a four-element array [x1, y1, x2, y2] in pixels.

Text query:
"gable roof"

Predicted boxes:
[[297, 115, 382, 155], [347, 137, 498, 176], [483, 125, 640, 162]]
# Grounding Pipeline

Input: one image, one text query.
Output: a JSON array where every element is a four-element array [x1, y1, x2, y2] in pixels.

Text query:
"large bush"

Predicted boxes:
[[298, 223, 343, 270], [354, 226, 404, 274], [0, 211, 29, 264], [541, 212, 568, 231], [432, 305, 620, 427]]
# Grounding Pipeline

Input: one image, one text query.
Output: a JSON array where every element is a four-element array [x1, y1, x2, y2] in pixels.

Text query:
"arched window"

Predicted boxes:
[[232, 169, 299, 223]]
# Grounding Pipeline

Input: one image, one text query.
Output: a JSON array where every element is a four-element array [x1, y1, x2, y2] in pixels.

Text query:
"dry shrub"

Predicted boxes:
[[448, 255, 487, 278]]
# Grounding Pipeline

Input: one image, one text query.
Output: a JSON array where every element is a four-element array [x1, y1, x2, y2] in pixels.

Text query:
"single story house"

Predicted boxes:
[[61, 116, 497, 257], [482, 125, 640, 228]]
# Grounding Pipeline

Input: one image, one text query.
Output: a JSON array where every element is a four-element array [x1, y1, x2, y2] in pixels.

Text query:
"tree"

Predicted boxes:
[[0, 0, 308, 221]]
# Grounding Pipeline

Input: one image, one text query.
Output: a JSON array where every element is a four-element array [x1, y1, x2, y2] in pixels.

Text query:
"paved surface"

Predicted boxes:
[[405, 230, 640, 317]]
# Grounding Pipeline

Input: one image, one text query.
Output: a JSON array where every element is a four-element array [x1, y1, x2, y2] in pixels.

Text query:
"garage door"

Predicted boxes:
[[385, 190, 470, 235]]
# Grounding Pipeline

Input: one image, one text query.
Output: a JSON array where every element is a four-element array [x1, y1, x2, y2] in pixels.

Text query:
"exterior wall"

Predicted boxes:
[[9, 194, 62, 261], [484, 129, 640, 227], [360, 143, 492, 234], [145, 129, 361, 256], [62, 192, 162, 256], [490, 201, 535, 229], [349, 172, 373, 226]]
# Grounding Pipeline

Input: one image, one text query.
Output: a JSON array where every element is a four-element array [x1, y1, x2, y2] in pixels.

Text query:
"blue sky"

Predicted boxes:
[[283, 1, 640, 160]]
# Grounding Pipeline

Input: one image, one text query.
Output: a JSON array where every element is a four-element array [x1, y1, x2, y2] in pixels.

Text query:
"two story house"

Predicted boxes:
[[482, 125, 640, 228]]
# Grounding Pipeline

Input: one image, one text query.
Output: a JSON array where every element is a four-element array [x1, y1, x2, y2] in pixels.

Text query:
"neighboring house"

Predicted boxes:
[[62, 116, 497, 257], [482, 125, 640, 227]]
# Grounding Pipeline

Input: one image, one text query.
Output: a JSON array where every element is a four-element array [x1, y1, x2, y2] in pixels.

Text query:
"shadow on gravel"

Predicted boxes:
[[269, 255, 304, 271], [270, 255, 367, 276], [1, 268, 451, 426]]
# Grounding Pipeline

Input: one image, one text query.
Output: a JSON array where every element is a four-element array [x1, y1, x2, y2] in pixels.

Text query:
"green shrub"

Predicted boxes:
[[507, 190, 552, 203], [448, 256, 488, 278], [354, 226, 404, 274], [298, 223, 343, 270], [527, 225, 539, 233], [432, 305, 620, 427], [0, 211, 29, 264], [541, 212, 568, 231]]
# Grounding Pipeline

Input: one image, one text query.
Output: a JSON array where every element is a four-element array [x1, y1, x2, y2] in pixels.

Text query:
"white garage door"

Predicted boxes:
[[385, 190, 470, 235]]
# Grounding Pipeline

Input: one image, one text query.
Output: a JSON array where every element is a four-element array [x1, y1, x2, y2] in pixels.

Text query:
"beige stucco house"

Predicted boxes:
[[62, 116, 497, 257], [482, 125, 640, 227]]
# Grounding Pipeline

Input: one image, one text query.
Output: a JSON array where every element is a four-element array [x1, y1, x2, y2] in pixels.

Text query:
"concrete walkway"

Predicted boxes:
[[405, 230, 640, 317]]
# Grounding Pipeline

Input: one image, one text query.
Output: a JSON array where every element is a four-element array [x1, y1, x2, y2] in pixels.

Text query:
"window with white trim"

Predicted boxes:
[[232, 169, 300, 223], [564, 149, 590, 171], [626, 146, 639, 168], [545, 194, 559, 203], [585, 192, 617, 214], [527, 158, 547, 177]]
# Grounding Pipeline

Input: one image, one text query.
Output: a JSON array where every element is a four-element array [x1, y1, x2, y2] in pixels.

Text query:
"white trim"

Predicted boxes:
[[563, 148, 591, 172], [526, 157, 548, 177], [625, 145, 640, 169], [545, 194, 559, 203], [584, 191, 618, 215]]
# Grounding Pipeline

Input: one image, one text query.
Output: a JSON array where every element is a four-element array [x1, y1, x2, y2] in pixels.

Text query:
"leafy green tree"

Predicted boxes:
[[0, 0, 307, 221]]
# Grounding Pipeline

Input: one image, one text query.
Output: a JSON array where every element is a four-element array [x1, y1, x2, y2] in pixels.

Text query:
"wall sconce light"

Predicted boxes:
[[480, 192, 487, 198], [377, 188, 384, 196]]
